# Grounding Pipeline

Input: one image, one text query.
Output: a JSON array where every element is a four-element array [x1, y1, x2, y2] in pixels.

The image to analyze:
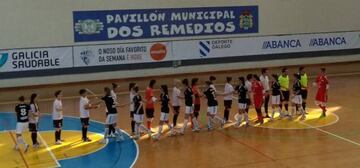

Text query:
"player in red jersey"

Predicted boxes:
[[191, 78, 202, 128], [314, 68, 329, 118], [251, 75, 264, 124], [145, 80, 157, 132]]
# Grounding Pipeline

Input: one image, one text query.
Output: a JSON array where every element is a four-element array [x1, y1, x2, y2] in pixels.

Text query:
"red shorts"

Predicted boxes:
[[316, 90, 327, 102], [254, 96, 263, 108]]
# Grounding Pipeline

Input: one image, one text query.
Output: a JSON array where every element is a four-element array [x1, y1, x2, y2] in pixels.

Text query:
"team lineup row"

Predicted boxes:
[[12, 67, 329, 152]]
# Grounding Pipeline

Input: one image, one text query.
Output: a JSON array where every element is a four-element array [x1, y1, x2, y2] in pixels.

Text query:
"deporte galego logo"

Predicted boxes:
[[0, 53, 9, 68]]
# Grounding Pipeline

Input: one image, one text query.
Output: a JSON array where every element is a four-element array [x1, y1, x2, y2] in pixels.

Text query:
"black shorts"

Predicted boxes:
[[172, 106, 180, 114], [29, 123, 38, 132], [53, 119, 63, 128], [301, 89, 308, 99], [145, 108, 154, 118], [224, 100, 232, 108], [130, 111, 134, 118], [281, 91, 290, 101], [80, 117, 90, 126], [194, 104, 201, 112]]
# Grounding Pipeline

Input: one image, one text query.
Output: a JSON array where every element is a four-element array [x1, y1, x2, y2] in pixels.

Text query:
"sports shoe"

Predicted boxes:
[[192, 127, 200, 132], [83, 138, 92, 142], [108, 133, 116, 138], [179, 130, 185, 135], [319, 113, 326, 118], [220, 120, 225, 128], [33, 143, 40, 149], [55, 140, 62, 145], [131, 135, 140, 140], [99, 139, 107, 144], [152, 135, 160, 141], [24, 144, 29, 153], [234, 122, 241, 128], [269, 118, 274, 122], [264, 115, 270, 118], [14, 144, 19, 151], [300, 115, 306, 121]]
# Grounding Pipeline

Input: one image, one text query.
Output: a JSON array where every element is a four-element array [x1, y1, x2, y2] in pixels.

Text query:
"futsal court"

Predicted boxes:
[[0, 62, 359, 168]]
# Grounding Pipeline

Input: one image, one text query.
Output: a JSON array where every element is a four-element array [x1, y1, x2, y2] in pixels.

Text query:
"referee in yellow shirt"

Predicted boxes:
[[278, 68, 290, 115], [299, 67, 308, 113]]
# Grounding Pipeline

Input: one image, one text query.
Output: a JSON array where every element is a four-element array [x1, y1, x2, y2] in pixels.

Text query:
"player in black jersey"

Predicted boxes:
[[204, 81, 225, 130], [234, 77, 250, 127], [180, 79, 200, 135], [153, 85, 174, 141], [132, 86, 152, 140], [270, 74, 283, 121], [14, 96, 30, 152], [290, 74, 306, 120], [98, 87, 126, 144]]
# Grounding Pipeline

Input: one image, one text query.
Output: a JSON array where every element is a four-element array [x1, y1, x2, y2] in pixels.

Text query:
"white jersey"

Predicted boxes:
[[29, 103, 39, 123], [52, 99, 63, 120], [210, 84, 217, 91], [260, 75, 270, 92], [245, 80, 252, 99], [224, 83, 234, 101], [80, 96, 90, 118], [129, 92, 135, 112], [172, 87, 181, 106]]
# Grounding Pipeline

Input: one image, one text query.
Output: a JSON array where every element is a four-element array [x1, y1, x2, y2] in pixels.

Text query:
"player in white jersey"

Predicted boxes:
[[53, 90, 64, 145], [108, 83, 119, 137], [132, 86, 152, 140], [223, 77, 235, 123], [79, 89, 99, 142], [260, 68, 271, 118], [29, 93, 40, 148], [15, 96, 30, 152], [172, 79, 182, 127]]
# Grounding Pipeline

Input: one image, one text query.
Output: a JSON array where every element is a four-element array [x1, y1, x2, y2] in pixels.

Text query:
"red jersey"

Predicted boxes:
[[252, 81, 264, 108], [316, 74, 328, 102], [192, 85, 201, 105], [145, 87, 155, 109]]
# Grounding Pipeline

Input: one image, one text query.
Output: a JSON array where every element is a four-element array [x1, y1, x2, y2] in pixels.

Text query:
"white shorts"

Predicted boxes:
[[292, 95, 303, 104], [105, 114, 118, 125], [272, 95, 281, 105], [133, 114, 144, 123], [16, 122, 28, 134], [207, 106, 218, 115], [238, 103, 247, 110], [160, 112, 170, 121], [185, 106, 193, 114]]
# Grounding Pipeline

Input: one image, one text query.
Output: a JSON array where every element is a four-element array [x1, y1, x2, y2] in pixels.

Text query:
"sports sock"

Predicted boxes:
[[131, 120, 135, 133], [302, 102, 306, 111], [182, 119, 189, 131], [173, 114, 178, 127], [271, 108, 275, 119], [17, 136, 27, 146], [82, 126, 86, 140], [147, 121, 151, 130], [224, 109, 229, 121], [158, 124, 163, 135], [244, 112, 249, 124], [31, 132, 37, 145], [214, 115, 224, 124], [291, 106, 296, 117], [104, 128, 109, 139], [192, 117, 199, 128], [285, 104, 289, 111], [237, 113, 243, 125]]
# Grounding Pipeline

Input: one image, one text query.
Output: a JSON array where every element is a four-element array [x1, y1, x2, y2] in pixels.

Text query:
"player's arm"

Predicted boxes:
[[30, 104, 39, 117]]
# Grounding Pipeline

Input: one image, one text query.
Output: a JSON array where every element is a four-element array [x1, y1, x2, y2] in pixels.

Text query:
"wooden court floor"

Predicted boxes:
[[0, 62, 359, 168]]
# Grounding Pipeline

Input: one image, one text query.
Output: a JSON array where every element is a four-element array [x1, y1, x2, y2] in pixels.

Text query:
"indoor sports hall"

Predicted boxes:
[[0, 1, 359, 168]]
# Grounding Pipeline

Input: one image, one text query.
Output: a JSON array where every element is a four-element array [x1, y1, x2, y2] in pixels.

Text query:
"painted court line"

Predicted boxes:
[[300, 121, 360, 146], [37, 132, 62, 168]]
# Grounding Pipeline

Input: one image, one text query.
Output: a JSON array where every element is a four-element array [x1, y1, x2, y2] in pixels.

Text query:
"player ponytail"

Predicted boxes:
[[182, 78, 189, 86], [238, 77, 245, 85], [226, 77, 232, 83], [161, 85, 168, 95], [191, 78, 199, 86], [149, 79, 156, 88], [129, 82, 136, 91], [104, 87, 111, 96], [30, 93, 38, 104]]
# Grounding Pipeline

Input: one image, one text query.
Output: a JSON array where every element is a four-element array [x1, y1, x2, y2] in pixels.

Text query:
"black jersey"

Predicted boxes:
[[133, 94, 144, 115], [160, 93, 170, 113], [184, 87, 193, 106], [293, 81, 301, 95], [203, 87, 218, 106], [272, 81, 281, 96], [15, 103, 30, 122], [102, 96, 117, 114], [235, 85, 247, 104]]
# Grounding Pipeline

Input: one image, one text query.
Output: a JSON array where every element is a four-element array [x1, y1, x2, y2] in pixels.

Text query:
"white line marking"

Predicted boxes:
[[37, 132, 62, 168], [300, 121, 360, 146]]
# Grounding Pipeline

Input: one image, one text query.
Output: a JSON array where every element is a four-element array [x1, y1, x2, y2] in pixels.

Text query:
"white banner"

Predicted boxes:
[[173, 31, 360, 60], [74, 42, 172, 67], [0, 47, 73, 72]]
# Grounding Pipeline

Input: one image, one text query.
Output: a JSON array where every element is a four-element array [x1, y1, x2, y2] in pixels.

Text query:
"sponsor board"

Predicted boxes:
[[173, 31, 360, 60], [0, 47, 72, 72], [73, 42, 171, 67], [73, 6, 259, 42]]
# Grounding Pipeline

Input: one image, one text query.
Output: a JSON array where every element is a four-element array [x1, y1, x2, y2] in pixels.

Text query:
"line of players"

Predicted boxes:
[[13, 67, 329, 152]]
